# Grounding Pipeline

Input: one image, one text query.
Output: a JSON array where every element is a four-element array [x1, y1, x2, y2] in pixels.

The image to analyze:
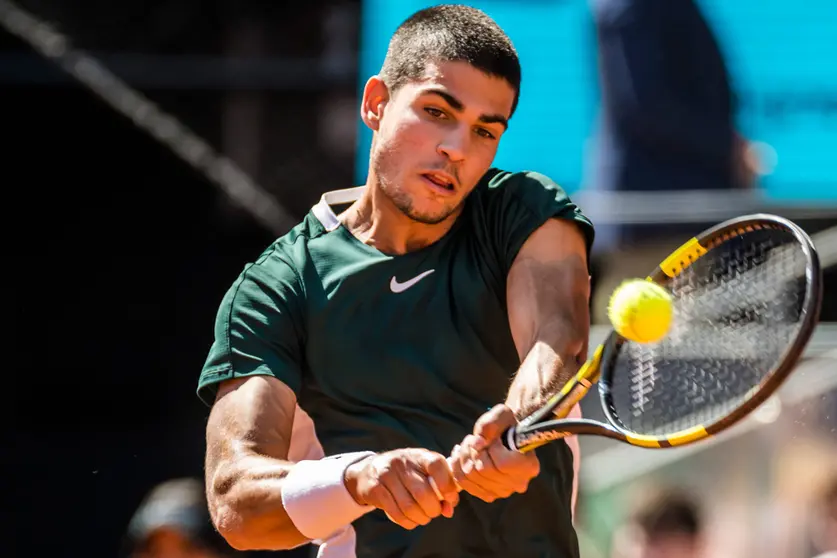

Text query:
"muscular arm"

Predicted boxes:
[[505, 218, 589, 517], [205, 375, 307, 551], [505, 218, 590, 418]]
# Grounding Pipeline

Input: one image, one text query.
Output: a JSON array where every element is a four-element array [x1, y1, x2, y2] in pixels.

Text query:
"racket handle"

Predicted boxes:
[[501, 426, 520, 452]]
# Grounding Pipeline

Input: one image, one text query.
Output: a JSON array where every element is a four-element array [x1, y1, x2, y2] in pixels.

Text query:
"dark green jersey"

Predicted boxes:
[[198, 168, 595, 558]]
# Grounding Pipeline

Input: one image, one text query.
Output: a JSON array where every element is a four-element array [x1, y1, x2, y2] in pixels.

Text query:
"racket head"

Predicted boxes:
[[596, 214, 823, 448]]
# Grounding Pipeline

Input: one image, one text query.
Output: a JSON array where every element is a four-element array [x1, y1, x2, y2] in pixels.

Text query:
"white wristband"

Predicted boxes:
[[281, 451, 376, 541]]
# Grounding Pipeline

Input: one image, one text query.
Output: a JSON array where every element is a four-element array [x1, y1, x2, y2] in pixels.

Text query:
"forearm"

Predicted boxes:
[[205, 376, 309, 551], [505, 245, 590, 419], [505, 340, 568, 418], [208, 452, 307, 551]]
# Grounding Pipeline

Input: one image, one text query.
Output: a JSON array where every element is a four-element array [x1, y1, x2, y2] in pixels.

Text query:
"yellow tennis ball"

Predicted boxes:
[[607, 279, 673, 343]]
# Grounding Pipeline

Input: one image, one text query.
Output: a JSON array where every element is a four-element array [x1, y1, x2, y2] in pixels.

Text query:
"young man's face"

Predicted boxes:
[[364, 60, 516, 225]]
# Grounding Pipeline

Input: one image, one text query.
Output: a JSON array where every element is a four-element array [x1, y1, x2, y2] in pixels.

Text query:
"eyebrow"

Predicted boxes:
[[423, 88, 509, 131]]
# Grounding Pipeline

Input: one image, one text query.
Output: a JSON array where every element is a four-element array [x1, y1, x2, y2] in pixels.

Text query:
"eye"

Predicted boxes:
[[475, 128, 496, 140], [424, 107, 446, 118]]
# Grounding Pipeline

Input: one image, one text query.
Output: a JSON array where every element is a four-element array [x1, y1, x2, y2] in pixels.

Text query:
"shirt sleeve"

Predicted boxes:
[[484, 170, 595, 274], [197, 248, 306, 406]]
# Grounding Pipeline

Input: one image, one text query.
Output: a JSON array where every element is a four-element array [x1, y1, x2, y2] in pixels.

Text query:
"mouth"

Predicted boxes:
[[420, 171, 457, 195]]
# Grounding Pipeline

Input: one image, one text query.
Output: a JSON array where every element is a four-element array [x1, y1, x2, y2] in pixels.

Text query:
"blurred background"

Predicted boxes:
[[7, 0, 835, 557]]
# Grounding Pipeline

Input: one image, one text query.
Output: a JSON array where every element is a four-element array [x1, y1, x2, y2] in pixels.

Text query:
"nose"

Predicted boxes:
[[437, 127, 468, 162]]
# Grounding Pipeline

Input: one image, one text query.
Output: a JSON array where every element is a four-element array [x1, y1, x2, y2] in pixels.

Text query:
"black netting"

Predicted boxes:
[[607, 228, 810, 436]]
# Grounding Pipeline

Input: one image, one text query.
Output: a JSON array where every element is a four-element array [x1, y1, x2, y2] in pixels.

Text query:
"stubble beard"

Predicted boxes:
[[373, 155, 459, 226]]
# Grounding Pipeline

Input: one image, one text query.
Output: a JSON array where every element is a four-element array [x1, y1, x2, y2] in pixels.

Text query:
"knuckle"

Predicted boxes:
[[378, 466, 394, 482], [427, 452, 445, 465]]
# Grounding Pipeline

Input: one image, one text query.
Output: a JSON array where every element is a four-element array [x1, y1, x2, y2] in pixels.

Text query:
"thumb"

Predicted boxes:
[[473, 404, 517, 443]]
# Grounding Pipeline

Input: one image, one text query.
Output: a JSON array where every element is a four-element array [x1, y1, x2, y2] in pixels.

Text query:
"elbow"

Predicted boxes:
[[211, 502, 252, 551], [207, 484, 253, 551], [207, 481, 308, 551]]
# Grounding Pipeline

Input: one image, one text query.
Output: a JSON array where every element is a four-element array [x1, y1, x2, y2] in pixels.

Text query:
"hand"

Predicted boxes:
[[344, 448, 459, 530], [449, 404, 540, 503]]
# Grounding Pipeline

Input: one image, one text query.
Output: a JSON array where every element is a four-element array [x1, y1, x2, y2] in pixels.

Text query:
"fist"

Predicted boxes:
[[344, 448, 460, 530], [449, 404, 540, 502]]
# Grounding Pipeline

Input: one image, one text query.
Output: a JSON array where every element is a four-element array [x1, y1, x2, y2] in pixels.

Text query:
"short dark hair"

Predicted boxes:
[[379, 4, 522, 116], [631, 488, 703, 537]]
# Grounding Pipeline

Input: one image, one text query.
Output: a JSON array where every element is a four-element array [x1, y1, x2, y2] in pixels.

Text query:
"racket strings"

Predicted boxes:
[[609, 229, 809, 437]]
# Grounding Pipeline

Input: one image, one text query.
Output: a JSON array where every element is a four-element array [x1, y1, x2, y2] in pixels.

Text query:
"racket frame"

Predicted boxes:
[[506, 214, 823, 453]]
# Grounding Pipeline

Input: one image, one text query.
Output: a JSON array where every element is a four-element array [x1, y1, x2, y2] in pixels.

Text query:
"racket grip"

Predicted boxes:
[[501, 426, 520, 452]]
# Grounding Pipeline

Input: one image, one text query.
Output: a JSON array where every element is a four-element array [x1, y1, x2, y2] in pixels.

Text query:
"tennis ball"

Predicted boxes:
[[607, 279, 673, 344]]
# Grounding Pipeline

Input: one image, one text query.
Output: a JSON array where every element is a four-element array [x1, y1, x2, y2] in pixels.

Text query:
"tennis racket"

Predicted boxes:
[[502, 213, 823, 453]]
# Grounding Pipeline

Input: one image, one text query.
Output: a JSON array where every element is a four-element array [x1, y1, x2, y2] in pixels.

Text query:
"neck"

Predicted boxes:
[[339, 178, 460, 255]]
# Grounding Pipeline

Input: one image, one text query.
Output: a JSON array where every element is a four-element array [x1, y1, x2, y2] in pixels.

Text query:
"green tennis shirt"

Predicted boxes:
[[198, 168, 595, 558]]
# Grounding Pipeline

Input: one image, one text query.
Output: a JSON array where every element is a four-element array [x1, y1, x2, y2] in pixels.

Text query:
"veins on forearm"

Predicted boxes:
[[506, 252, 590, 418]]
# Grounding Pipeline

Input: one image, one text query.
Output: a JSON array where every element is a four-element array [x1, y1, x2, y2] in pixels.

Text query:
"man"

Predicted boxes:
[[589, 0, 754, 199], [587, 0, 758, 322], [197, 5, 594, 557], [610, 488, 705, 558]]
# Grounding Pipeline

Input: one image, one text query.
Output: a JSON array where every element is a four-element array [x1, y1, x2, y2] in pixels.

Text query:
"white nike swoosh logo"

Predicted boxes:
[[390, 269, 435, 293]]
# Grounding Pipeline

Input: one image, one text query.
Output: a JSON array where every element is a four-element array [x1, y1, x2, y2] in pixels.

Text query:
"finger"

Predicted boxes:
[[402, 467, 444, 520], [485, 442, 540, 493], [453, 446, 515, 502], [373, 484, 419, 530], [457, 477, 500, 503], [425, 472, 457, 518], [381, 470, 433, 527], [448, 451, 499, 503], [473, 404, 517, 442], [446, 456, 462, 492], [461, 436, 507, 484], [421, 454, 460, 505], [461, 451, 515, 498]]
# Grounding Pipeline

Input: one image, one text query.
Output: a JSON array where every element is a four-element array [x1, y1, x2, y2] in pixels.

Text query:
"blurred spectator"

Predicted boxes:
[[610, 488, 705, 558], [121, 478, 244, 558], [586, 0, 758, 321], [810, 475, 837, 558], [589, 0, 756, 199]]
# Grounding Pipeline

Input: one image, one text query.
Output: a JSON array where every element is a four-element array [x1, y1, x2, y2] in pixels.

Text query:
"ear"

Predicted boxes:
[[360, 75, 390, 132]]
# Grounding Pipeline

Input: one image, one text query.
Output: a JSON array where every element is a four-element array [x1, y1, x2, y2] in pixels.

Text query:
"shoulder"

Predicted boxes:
[[478, 168, 573, 203], [222, 215, 325, 312], [466, 167, 595, 266], [249, 212, 329, 282], [472, 167, 590, 229]]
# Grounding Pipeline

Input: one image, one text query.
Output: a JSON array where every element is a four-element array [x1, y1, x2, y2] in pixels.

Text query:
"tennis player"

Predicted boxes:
[[197, 5, 595, 557]]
